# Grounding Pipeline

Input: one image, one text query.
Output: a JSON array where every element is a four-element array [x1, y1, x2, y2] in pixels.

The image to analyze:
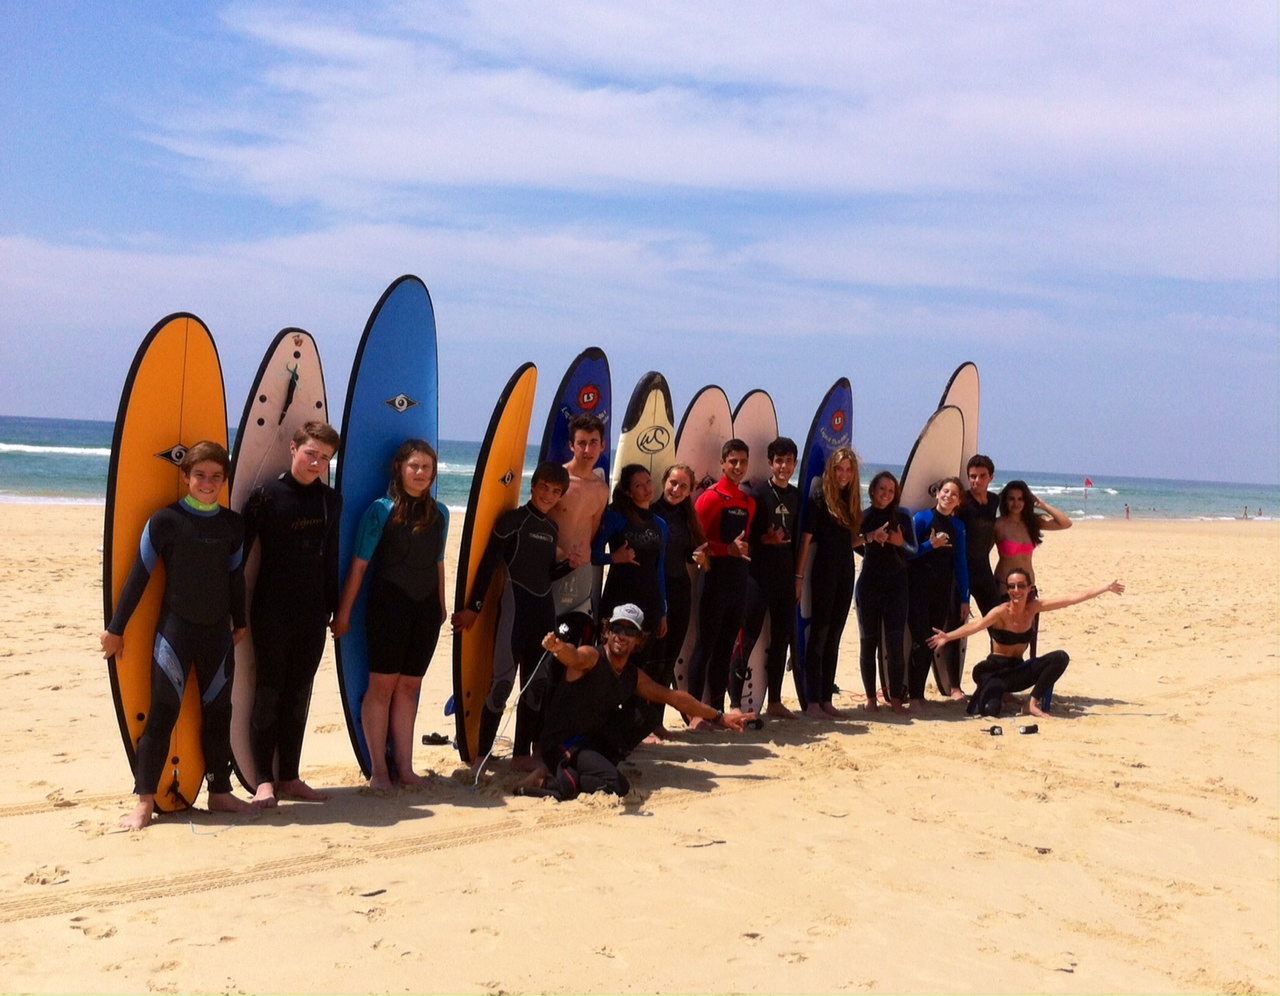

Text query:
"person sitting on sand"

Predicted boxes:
[[333, 439, 448, 791], [100, 441, 260, 830], [517, 604, 755, 800], [927, 568, 1125, 718]]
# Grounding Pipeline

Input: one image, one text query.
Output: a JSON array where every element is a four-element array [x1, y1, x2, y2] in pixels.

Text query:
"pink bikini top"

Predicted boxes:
[[997, 539, 1035, 557]]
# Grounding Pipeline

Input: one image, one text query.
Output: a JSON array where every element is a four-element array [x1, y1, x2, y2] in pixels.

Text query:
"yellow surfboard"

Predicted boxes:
[[451, 362, 537, 762], [103, 314, 228, 812]]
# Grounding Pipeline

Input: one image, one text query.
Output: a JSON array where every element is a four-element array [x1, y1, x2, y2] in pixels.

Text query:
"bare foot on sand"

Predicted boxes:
[[765, 703, 799, 720], [802, 703, 828, 720], [119, 796, 156, 830], [687, 717, 717, 732], [397, 770, 431, 789], [907, 698, 926, 715], [516, 766, 548, 791], [511, 756, 542, 772], [949, 688, 967, 702], [277, 778, 329, 802], [889, 698, 910, 715], [821, 702, 850, 719], [863, 696, 880, 713], [251, 783, 279, 808], [1024, 697, 1051, 719], [367, 774, 395, 792], [207, 792, 262, 815]]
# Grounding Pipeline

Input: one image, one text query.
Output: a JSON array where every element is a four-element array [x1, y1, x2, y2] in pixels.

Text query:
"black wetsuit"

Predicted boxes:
[[907, 509, 969, 699], [854, 505, 916, 701], [957, 491, 1000, 615], [107, 498, 246, 797], [688, 478, 755, 709], [538, 643, 646, 799], [592, 506, 668, 666], [731, 479, 799, 709], [968, 646, 1069, 717], [467, 502, 571, 758], [242, 473, 341, 785], [802, 480, 856, 706], [354, 496, 449, 678], [651, 497, 697, 693]]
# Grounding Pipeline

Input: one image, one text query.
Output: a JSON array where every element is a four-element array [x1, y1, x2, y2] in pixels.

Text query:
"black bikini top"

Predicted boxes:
[[990, 626, 1034, 645]]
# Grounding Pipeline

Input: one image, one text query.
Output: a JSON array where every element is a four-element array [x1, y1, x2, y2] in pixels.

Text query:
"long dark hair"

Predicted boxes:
[[388, 439, 440, 533], [660, 463, 706, 547], [867, 470, 900, 519], [998, 479, 1043, 546], [611, 463, 652, 525]]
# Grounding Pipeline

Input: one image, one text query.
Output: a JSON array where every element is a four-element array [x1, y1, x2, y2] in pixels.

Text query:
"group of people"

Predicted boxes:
[[101, 414, 1124, 826]]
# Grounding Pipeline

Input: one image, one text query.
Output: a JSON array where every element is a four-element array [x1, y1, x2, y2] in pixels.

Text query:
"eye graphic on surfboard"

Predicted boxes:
[[383, 393, 419, 413], [501, 470, 516, 487], [154, 444, 187, 466], [637, 426, 670, 454]]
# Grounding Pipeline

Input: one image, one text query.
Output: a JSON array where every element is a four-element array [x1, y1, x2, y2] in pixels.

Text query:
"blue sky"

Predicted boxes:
[[1, 2, 1276, 484]]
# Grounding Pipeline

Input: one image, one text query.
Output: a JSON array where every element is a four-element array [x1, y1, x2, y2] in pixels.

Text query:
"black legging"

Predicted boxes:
[[136, 611, 235, 797], [855, 567, 907, 701], [731, 572, 794, 708], [654, 569, 691, 690], [249, 606, 328, 784], [973, 651, 1069, 706], [687, 559, 750, 710], [907, 564, 962, 699], [804, 550, 854, 706]]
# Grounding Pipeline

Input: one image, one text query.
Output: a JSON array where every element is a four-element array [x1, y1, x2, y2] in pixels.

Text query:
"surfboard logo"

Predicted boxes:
[[578, 385, 601, 411], [384, 393, 419, 414], [831, 410, 846, 433], [928, 481, 942, 498], [637, 426, 670, 454], [292, 334, 304, 348], [501, 470, 516, 487], [154, 444, 188, 466]]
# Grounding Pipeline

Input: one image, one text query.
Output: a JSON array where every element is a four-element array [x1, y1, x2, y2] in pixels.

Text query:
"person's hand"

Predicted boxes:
[[331, 612, 351, 639], [719, 710, 756, 732], [929, 528, 950, 549], [567, 548, 587, 569], [692, 543, 709, 570], [870, 523, 890, 544], [452, 608, 479, 631], [795, 575, 804, 602], [1108, 579, 1125, 595], [763, 524, 786, 545], [732, 531, 750, 559], [886, 523, 903, 546], [541, 631, 567, 654], [100, 631, 123, 660], [232, 627, 247, 646], [927, 627, 949, 650], [658, 615, 668, 639], [959, 604, 971, 623], [612, 541, 636, 565]]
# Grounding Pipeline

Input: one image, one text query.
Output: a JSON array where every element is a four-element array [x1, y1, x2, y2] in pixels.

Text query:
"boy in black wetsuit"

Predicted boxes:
[[687, 439, 755, 727], [241, 421, 341, 806], [100, 441, 259, 830], [518, 604, 755, 800], [452, 462, 577, 769], [731, 437, 801, 720], [957, 454, 1000, 616]]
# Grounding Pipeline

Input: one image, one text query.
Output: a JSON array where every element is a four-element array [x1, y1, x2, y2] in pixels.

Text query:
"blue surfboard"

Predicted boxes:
[[538, 346, 611, 475], [335, 275, 438, 775], [792, 378, 853, 709]]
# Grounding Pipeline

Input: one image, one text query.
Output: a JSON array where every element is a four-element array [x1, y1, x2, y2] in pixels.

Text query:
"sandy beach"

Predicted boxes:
[[0, 506, 1275, 995]]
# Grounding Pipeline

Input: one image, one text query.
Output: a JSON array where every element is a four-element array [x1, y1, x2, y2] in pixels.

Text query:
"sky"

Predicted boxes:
[[1, 2, 1276, 484]]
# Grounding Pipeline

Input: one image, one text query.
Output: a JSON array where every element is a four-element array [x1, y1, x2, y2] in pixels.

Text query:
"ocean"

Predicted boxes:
[[1, 414, 1275, 521]]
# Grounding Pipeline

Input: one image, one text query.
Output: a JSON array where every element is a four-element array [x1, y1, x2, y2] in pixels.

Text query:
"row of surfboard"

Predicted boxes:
[[103, 273, 980, 810]]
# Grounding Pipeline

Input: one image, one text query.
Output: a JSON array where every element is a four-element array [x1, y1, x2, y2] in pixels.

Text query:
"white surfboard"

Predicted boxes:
[[613, 371, 676, 489], [937, 362, 980, 477]]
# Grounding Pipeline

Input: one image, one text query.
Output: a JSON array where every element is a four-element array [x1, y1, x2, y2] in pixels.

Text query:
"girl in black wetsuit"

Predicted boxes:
[[650, 464, 708, 729], [929, 568, 1125, 718], [334, 440, 448, 791], [795, 446, 862, 719], [591, 464, 669, 673], [853, 471, 917, 713]]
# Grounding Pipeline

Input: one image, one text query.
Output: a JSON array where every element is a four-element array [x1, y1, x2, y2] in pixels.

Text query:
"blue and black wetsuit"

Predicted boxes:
[[854, 504, 917, 701], [957, 491, 1000, 616], [107, 497, 246, 798], [466, 502, 571, 758], [592, 506, 667, 674], [731, 479, 800, 709], [801, 479, 856, 706], [242, 473, 341, 786], [352, 495, 449, 678], [907, 508, 969, 699], [688, 478, 755, 710]]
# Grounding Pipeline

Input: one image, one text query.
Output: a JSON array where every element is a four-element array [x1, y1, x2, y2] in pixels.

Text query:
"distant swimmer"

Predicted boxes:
[[1125, 504, 1130, 520], [548, 413, 610, 618], [333, 440, 447, 791], [930, 569, 1125, 719], [516, 604, 755, 801], [100, 442, 259, 830]]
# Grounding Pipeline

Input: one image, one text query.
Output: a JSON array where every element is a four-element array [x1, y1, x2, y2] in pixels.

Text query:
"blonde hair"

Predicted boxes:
[[821, 447, 862, 535]]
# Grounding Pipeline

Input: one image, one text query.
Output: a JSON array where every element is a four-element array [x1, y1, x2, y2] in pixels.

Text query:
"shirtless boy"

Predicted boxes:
[[548, 413, 610, 618]]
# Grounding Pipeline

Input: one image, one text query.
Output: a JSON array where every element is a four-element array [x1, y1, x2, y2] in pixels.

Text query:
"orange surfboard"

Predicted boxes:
[[102, 314, 228, 811]]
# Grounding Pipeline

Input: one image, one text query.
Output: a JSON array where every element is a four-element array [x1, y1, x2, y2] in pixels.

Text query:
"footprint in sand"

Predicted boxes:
[[25, 865, 69, 885]]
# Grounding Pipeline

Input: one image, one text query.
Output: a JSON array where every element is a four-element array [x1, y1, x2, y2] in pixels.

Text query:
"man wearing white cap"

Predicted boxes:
[[519, 604, 755, 800]]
